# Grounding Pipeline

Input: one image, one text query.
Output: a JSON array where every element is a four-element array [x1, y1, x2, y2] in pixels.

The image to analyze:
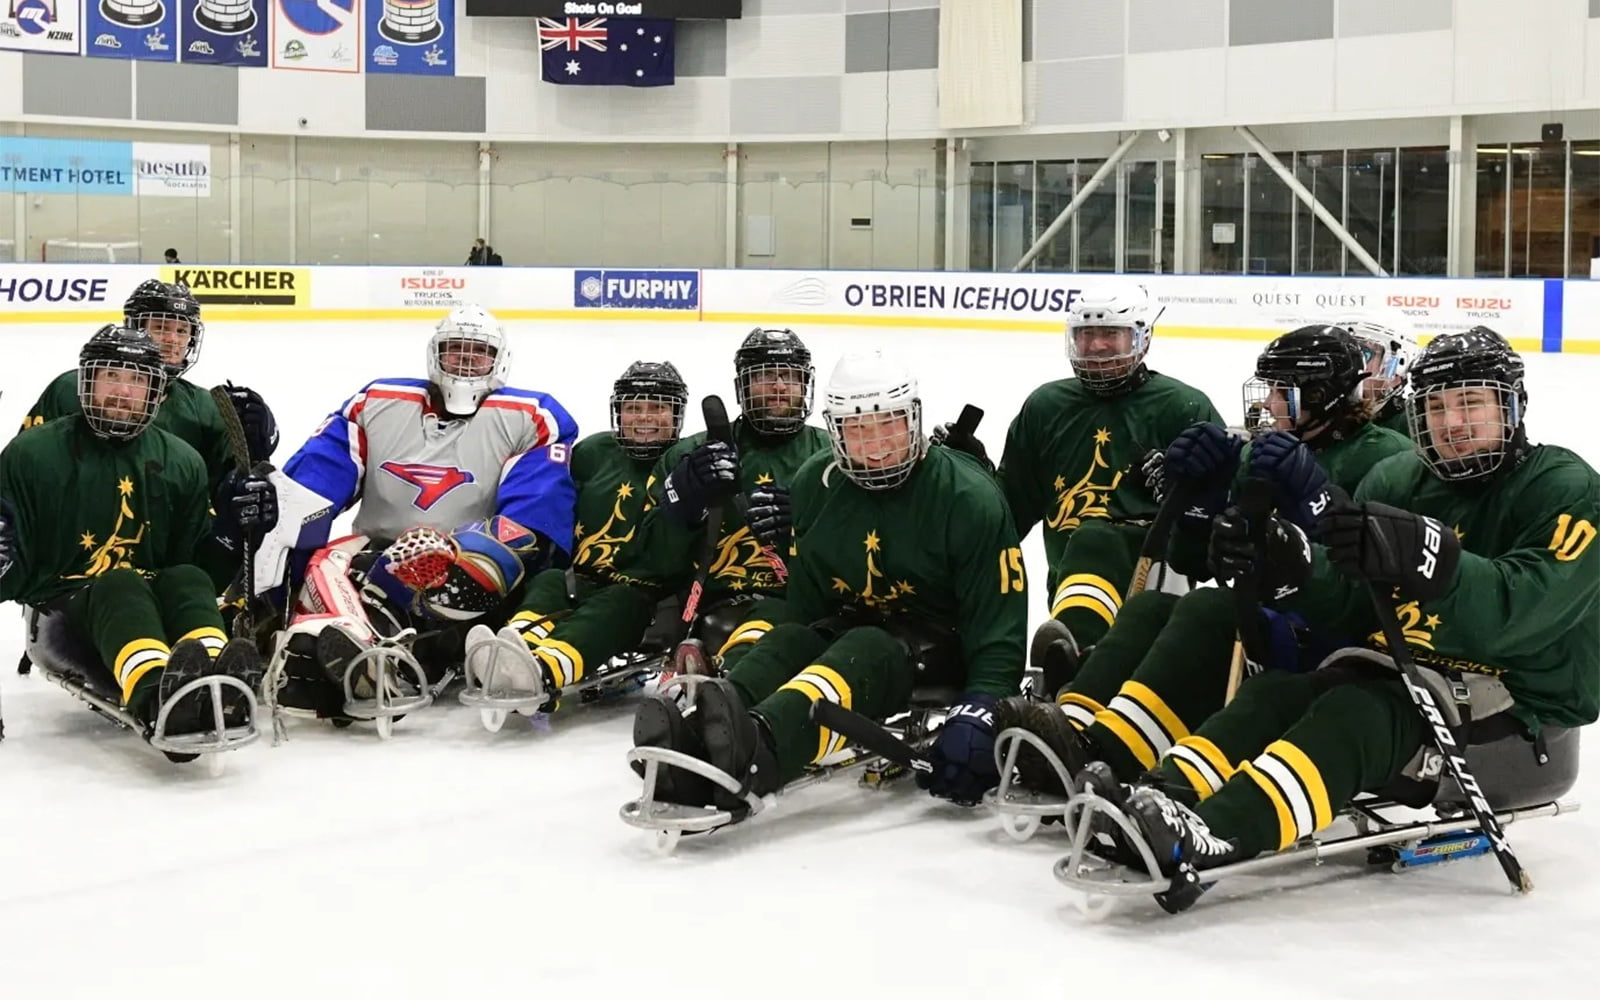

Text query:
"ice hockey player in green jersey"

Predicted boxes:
[[1070, 327, 1597, 907], [629, 349, 1028, 819], [1336, 314, 1419, 437], [460, 360, 689, 706], [20, 279, 281, 592], [0, 324, 262, 751], [937, 284, 1223, 685], [992, 323, 1412, 797], [461, 330, 829, 712]]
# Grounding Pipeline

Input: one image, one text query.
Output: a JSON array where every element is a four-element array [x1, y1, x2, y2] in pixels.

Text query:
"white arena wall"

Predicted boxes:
[[3, 263, 1598, 354]]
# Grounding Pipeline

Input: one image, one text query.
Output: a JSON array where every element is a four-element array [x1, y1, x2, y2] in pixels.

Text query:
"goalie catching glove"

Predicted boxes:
[[379, 516, 543, 621]]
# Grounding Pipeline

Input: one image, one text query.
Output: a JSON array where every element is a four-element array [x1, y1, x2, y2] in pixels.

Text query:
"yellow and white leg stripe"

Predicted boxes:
[[1049, 573, 1122, 627], [1093, 680, 1189, 770], [1239, 740, 1334, 850], [531, 637, 585, 689], [509, 609, 557, 643], [778, 665, 853, 763], [115, 638, 171, 703], [716, 618, 772, 657], [178, 626, 228, 657], [1055, 691, 1103, 731], [1165, 736, 1236, 801]]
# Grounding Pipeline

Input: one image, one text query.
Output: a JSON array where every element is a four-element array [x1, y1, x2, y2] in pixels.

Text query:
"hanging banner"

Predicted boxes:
[[84, 0, 178, 62], [179, 0, 267, 65], [365, 0, 452, 76], [0, 0, 83, 54], [272, 0, 360, 72]]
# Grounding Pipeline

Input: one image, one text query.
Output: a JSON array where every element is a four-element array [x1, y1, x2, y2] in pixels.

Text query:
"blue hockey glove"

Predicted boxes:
[[661, 440, 741, 524], [917, 693, 999, 806], [1247, 431, 1331, 536], [213, 465, 278, 546], [221, 382, 280, 464], [1165, 422, 1242, 525], [1207, 507, 1311, 601]]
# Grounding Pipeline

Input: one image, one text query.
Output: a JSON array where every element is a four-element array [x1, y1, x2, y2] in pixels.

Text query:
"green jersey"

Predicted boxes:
[[1371, 398, 1411, 438], [22, 371, 235, 491], [1288, 445, 1600, 735], [786, 446, 1027, 697], [0, 415, 213, 607], [997, 372, 1223, 595], [568, 431, 658, 579], [613, 419, 831, 602]]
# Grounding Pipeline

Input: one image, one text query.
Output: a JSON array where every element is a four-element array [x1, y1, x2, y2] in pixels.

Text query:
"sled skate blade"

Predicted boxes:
[[341, 643, 432, 741], [985, 726, 1077, 842], [460, 625, 550, 728], [621, 748, 756, 854]]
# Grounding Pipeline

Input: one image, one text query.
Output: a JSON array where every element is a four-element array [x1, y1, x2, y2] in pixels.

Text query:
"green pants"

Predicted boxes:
[[64, 565, 228, 707], [724, 623, 915, 784], [1153, 669, 1425, 858], [1058, 587, 1238, 777], [1047, 520, 1149, 649], [504, 569, 659, 688]]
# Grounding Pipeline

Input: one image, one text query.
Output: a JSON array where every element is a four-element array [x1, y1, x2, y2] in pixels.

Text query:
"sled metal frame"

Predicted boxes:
[[1050, 785, 1581, 917], [261, 627, 442, 744], [620, 675, 943, 854], [458, 626, 664, 733], [983, 725, 1079, 841], [37, 662, 259, 777]]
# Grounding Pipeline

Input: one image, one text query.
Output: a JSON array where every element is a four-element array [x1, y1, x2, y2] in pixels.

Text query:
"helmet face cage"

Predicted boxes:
[[826, 398, 924, 491], [611, 391, 686, 461], [1240, 377, 1303, 435], [1067, 323, 1150, 392], [736, 360, 814, 436], [427, 316, 508, 416], [78, 355, 168, 440], [132, 311, 204, 378], [1407, 378, 1521, 481]]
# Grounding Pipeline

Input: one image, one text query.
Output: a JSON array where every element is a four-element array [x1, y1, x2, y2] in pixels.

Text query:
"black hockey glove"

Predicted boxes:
[[213, 465, 279, 546], [1138, 447, 1167, 504], [744, 484, 792, 550], [917, 693, 999, 807], [1164, 422, 1242, 525], [930, 421, 994, 474], [1320, 500, 1461, 602], [1208, 507, 1312, 602], [221, 382, 280, 464], [661, 440, 740, 524], [1246, 431, 1331, 537], [0, 497, 17, 581]]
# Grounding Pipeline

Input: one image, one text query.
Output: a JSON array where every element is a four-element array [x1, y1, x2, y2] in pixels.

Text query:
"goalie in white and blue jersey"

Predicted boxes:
[[216, 305, 579, 721]]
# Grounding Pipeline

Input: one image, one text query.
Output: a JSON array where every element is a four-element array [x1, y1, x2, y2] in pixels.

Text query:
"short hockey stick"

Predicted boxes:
[[1224, 477, 1276, 704], [809, 698, 933, 774], [1126, 480, 1189, 599], [210, 385, 264, 638], [680, 394, 734, 631], [1367, 583, 1532, 893]]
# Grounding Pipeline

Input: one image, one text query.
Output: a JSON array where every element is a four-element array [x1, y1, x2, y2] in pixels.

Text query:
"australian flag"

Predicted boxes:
[[537, 17, 675, 88]]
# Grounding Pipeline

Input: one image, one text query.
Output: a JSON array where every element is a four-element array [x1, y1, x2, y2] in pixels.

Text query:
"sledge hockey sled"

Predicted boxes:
[[18, 608, 260, 776], [259, 622, 442, 744], [619, 682, 957, 855], [1046, 668, 1583, 915]]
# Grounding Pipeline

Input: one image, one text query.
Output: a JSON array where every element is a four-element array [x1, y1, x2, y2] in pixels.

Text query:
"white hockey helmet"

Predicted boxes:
[[428, 304, 510, 416], [1333, 312, 1419, 408], [822, 350, 924, 491], [1066, 284, 1160, 394]]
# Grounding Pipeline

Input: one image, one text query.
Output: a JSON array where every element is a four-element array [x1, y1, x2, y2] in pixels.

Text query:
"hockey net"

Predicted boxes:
[[41, 240, 143, 263]]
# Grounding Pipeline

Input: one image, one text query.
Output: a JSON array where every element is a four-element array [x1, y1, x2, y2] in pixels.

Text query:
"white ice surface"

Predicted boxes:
[[0, 320, 1597, 997]]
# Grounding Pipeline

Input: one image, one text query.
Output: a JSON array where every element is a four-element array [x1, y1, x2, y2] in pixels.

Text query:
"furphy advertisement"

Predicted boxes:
[[366, 0, 453, 75], [180, 0, 268, 66], [163, 266, 310, 306], [273, 0, 360, 71], [574, 269, 699, 310], [0, 0, 82, 55], [84, 0, 178, 62]]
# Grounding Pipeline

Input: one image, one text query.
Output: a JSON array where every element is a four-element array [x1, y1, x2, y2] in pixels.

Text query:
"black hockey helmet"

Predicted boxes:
[[77, 322, 168, 441], [1406, 326, 1528, 481], [733, 327, 814, 436], [611, 360, 689, 461], [1242, 324, 1367, 438], [123, 279, 203, 378]]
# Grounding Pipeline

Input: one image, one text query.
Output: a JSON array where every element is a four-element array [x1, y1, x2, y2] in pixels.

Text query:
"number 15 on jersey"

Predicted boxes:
[[998, 546, 1026, 594]]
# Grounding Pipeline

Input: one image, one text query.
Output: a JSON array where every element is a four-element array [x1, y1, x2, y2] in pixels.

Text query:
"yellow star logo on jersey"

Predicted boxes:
[[118, 477, 133, 496], [1053, 475, 1065, 492], [1425, 614, 1442, 629], [617, 482, 634, 500], [79, 531, 97, 550], [832, 578, 851, 593], [896, 580, 915, 595], [574, 522, 586, 538], [1093, 428, 1111, 445], [1453, 525, 1465, 540], [1047, 429, 1123, 533], [865, 531, 881, 553], [755, 473, 774, 486]]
